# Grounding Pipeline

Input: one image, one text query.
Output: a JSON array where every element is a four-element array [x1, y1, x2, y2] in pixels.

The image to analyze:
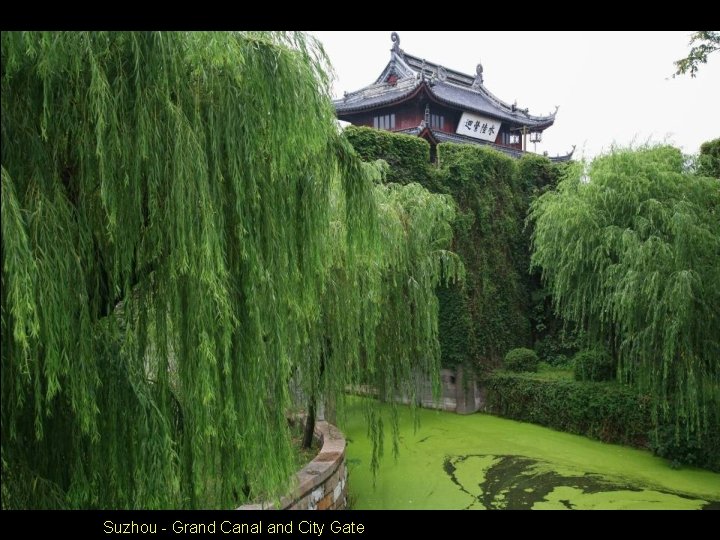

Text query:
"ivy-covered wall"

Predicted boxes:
[[344, 126, 565, 371], [344, 126, 433, 186], [435, 144, 530, 368]]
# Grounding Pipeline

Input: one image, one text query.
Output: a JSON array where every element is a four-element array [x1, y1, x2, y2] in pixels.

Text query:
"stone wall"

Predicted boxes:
[[237, 420, 347, 510], [393, 367, 484, 414]]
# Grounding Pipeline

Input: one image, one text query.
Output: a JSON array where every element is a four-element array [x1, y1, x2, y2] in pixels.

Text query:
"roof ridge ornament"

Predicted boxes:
[[437, 65, 447, 82], [391, 32, 401, 53], [472, 62, 484, 88]]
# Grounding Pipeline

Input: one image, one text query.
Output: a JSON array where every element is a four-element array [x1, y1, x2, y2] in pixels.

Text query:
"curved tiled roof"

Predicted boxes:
[[335, 40, 557, 130]]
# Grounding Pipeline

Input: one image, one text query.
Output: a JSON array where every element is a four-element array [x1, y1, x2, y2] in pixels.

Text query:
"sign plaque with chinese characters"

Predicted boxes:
[[456, 112, 501, 142]]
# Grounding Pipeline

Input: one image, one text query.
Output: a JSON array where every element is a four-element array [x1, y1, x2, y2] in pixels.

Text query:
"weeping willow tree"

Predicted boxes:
[[529, 145, 720, 443], [303, 163, 462, 470], [1, 32, 461, 509]]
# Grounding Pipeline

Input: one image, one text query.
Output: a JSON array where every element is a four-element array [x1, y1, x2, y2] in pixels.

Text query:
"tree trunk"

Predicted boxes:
[[302, 400, 316, 450], [302, 340, 327, 449]]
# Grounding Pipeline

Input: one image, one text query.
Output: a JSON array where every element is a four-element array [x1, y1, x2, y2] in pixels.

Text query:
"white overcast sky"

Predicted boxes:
[[310, 31, 720, 160]]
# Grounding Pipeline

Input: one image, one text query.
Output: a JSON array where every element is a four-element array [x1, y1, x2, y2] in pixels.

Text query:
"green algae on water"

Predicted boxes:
[[340, 400, 720, 510]]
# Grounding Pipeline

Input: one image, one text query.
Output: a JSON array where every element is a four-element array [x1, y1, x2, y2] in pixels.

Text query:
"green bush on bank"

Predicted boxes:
[[504, 348, 539, 373], [486, 372, 651, 447], [574, 349, 615, 382]]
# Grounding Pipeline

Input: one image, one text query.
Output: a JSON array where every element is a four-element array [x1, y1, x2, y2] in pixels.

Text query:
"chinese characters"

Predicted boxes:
[[458, 112, 501, 142]]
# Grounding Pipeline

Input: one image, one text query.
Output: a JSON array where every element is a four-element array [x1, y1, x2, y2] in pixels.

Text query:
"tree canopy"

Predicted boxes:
[[698, 138, 720, 178], [529, 146, 720, 440], [674, 31, 719, 78], [1, 31, 461, 508]]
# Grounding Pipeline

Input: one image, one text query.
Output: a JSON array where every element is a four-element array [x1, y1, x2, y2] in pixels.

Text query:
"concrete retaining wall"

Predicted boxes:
[[393, 367, 484, 414], [237, 420, 347, 510]]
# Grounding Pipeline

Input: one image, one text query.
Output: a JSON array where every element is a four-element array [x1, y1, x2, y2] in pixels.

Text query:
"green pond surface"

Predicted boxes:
[[339, 401, 720, 510]]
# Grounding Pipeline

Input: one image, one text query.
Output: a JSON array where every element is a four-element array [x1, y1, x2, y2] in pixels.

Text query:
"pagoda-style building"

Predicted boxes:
[[334, 32, 574, 162]]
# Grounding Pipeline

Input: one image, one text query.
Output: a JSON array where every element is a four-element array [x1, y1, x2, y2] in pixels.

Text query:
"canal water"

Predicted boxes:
[[340, 401, 720, 510]]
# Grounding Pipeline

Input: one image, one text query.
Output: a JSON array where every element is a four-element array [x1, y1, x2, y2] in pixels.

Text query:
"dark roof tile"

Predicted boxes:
[[334, 38, 556, 129]]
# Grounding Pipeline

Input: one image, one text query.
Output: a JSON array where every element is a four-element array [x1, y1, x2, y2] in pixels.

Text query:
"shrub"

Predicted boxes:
[[343, 126, 433, 186], [650, 409, 720, 472], [574, 349, 615, 382], [504, 348, 539, 373], [485, 372, 651, 446], [486, 372, 719, 471]]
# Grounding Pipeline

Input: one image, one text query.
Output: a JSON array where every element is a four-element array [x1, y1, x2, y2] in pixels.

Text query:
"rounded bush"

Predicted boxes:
[[504, 348, 539, 373], [574, 349, 615, 381]]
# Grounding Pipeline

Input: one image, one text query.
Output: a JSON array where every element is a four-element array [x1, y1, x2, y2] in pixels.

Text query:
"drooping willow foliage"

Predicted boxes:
[[530, 146, 720, 441], [307, 164, 462, 471], [1, 32, 461, 509]]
